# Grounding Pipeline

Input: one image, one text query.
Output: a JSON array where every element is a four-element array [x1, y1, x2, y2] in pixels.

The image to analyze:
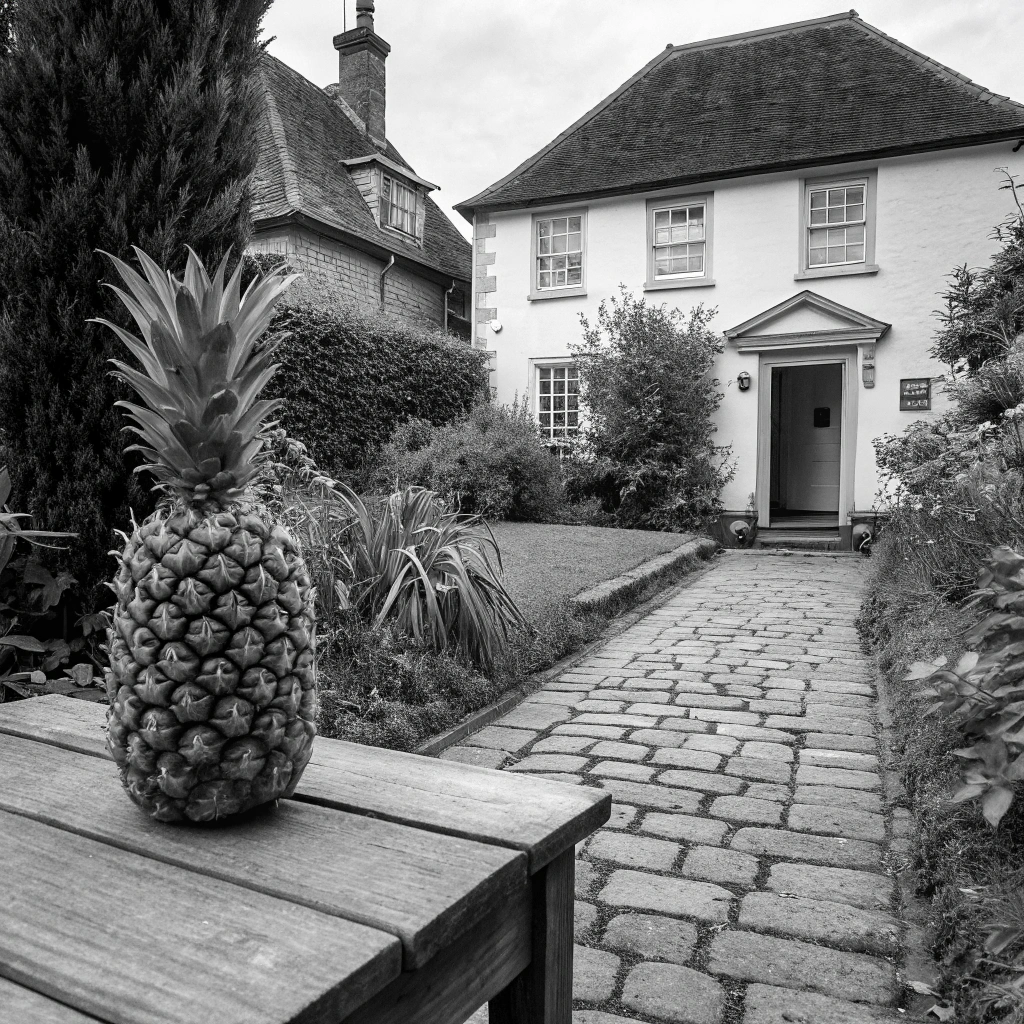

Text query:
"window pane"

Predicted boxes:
[[553, 396, 565, 411], [567, 232, 582, 252], [538, 271, 550, 287], [538, 221, 552, 237], [827, 206, 845, 223], [655, 227, 671, 245], [552, 218, 567, 234], [568, 216, 581, 232], [552, 235, 566, 254], [567, 267, 582, 285], [847, 224, 865, 244], [827, 247, 845, 264], [670, 208, 687, 225], [539, 396, 551, 411], [847, 203, 865, 223], [809, 208, 827, 225], [567, 252, 582, 268], [654, 210, 670, 228], [655, 259, 672, 276], [809, 228, 827, 246], [539, 368, 551, 382], [554, 367, 565, 380], [539, 236, 551, 254], [567, 412, 579, 427], [846, 243, 865, 262], [826, 227, 846, 245], [688, 205, 704, 223], [810, 190, 826, 209], [847, 186, 864, 205], [553, 255, 566, 271], [828, 188, 845, 206], [553, 412, 565, 427], [688, 254, 703, 272], [809, 247, 827, 266]]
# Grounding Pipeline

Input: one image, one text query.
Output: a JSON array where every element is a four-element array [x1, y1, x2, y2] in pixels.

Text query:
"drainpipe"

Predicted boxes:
[[444, 279, 457, 333], [379, 254, 395, 310]]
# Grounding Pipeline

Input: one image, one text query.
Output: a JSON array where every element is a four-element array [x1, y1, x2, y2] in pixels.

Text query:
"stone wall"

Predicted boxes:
[[250, 224, 447, 327]]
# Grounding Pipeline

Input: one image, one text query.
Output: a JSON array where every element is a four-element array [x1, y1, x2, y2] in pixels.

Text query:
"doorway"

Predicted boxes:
[[769, 363, 842, 524]]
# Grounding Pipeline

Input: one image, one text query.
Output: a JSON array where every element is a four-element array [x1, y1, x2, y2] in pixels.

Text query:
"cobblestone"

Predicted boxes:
[[445, 552, 906, 1023]]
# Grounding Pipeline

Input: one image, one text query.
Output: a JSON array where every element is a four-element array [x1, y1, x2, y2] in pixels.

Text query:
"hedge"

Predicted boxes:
[[266, 302, 490, 473]]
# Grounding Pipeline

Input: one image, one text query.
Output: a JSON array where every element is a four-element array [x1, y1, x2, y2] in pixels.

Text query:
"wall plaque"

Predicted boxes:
[[900, 378, 931, 411]]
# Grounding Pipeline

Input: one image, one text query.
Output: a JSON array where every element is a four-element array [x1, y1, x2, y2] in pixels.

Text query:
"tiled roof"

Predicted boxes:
[[457, 12, 1024, 217], [252, 53, 471, 282]]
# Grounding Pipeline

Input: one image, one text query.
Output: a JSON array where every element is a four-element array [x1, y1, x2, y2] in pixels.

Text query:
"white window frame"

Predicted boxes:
[[380, 174, 419, 238], [796, 171, 878, 281], [645, 192, 715, 291], [533, 360, 580, 441], [529, 209, 587, 301]]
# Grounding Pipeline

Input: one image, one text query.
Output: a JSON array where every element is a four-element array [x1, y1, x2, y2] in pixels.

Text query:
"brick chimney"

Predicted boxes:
[[332, 0, 390, 148]]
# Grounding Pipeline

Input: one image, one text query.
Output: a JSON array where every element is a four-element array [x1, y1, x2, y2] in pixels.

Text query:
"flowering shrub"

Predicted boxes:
[[908, 546, 1024, 827]]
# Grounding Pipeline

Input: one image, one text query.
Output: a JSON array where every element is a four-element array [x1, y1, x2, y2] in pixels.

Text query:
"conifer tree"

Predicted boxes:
[[0, 0, 271, 602]]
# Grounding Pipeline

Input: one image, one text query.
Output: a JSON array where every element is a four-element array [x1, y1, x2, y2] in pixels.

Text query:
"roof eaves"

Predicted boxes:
[[454, 43, 681, 220], [850, 16, 1024, 116], [464, 127, 1024, 216]]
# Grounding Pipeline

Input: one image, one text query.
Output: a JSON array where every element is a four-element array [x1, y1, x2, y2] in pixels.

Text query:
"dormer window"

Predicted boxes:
[[381, 175, 418, 237], [342, 155, 438, 248]]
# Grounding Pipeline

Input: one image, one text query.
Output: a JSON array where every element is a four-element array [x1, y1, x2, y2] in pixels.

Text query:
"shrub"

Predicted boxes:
[[0, 0, 271, 603], [336, 485, 525, 672], [264, 302, 489, 474], [371, 401, 569, 522], [568, 288, 733, 531]]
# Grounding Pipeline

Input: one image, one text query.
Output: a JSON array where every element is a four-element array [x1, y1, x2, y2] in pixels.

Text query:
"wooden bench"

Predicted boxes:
[[0, 695, 610, 1024]]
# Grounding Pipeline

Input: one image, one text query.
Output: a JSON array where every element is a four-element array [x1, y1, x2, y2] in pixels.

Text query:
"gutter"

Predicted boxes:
[[379, 254, 395, 309], [444, 279, 457, 333]]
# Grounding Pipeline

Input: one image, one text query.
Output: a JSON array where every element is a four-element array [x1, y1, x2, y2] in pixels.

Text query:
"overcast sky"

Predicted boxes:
[[262, 0, 1024, 240]]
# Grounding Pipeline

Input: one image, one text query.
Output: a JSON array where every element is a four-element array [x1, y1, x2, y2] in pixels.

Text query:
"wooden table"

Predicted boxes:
[[0, 695, 609, 1024]]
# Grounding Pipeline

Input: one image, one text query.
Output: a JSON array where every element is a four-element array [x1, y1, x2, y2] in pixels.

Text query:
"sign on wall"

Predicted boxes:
[[900, 378, 931, 411]]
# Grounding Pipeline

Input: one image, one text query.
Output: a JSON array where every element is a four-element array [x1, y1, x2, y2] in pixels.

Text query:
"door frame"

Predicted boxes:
[[755, 348, 858, 529]]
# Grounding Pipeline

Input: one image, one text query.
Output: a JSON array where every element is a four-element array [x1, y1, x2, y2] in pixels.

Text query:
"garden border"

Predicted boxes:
[[416, 536, 719, 756]]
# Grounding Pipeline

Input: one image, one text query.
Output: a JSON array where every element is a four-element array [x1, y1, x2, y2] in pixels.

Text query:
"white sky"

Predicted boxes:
[[262, 0, 1024, 240]]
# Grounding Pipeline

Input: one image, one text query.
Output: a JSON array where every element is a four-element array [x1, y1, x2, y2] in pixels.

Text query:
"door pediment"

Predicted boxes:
[[725, 290, 890, 351]]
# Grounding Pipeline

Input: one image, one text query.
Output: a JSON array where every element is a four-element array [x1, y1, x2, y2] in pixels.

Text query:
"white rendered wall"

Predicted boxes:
[[482, 142, 1024, 513]]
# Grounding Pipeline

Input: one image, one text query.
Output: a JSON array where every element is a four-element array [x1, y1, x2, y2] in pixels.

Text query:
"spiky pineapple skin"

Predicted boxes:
[[105, 507, 316, 823]]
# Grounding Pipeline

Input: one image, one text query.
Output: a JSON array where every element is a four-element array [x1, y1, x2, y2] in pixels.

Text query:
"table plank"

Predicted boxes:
[[345, 888, 532, 1024], [0, 977, 101, 1024], [0, 733, 526, 970], [0, 697, 611, 871], [0, 811, 400, 1024]]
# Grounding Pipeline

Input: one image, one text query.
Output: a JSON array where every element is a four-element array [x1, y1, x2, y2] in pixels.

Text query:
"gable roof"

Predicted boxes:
[[456, 11, 1024, 218], [252, 53, 471, 283]]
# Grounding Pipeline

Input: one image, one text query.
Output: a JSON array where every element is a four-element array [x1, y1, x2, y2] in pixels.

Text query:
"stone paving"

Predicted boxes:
[[450, 551, 907, 1024]]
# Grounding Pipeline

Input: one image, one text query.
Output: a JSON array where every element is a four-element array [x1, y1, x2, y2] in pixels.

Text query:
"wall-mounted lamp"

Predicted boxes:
[[737, 371, 751, 392], [489, 319, 503, 333]]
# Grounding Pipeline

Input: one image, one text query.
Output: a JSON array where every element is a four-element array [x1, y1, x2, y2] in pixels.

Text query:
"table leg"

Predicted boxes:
[[489, 848, 574, 1024]]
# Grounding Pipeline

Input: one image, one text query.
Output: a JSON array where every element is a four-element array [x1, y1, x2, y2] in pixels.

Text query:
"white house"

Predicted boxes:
[[455, 11, 1024, 548]]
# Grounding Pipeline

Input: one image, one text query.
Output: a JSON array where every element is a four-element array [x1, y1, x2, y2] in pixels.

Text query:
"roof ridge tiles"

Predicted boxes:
[[664, 9, 859, 55]]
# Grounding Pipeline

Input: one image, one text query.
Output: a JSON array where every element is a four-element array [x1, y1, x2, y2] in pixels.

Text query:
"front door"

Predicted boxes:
[[770, 363, 842, 514]]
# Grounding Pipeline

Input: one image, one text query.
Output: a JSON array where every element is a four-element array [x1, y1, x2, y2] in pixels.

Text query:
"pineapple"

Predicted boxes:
[[94, 247, 315, 823]]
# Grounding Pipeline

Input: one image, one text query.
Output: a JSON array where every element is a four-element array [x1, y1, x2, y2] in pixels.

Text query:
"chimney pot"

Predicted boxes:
[[332, 2, 390, 146]]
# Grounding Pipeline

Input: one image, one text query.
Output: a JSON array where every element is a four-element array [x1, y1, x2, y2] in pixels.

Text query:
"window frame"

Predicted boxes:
[[645, 192, 715, 291], [796, 171, 879, 281], [528, 209, 587, 301], [532, 359, 581, 442], [380, 173, 420, 239]]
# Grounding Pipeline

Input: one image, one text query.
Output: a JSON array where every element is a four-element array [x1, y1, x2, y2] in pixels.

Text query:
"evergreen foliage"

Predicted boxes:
[[0, 0, 271, 603], [932, 176, 1024, 372], [265, 301, 489, 474]]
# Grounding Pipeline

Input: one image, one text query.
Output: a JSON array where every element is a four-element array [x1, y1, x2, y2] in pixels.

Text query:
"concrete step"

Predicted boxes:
[[755, 530, 844, 551]]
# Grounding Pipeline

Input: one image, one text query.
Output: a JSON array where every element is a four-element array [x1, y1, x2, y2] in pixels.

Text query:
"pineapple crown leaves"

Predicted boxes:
[[91, 247, 300, 507]]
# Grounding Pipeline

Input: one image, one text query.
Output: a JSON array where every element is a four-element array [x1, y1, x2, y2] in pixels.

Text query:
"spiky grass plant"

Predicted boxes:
[[95, 247, 316, 822], [336, 485, 525, 672]]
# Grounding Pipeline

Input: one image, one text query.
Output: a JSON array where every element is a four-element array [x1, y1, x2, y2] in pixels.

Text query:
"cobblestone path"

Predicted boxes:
[[449, 551, 907, 1024]]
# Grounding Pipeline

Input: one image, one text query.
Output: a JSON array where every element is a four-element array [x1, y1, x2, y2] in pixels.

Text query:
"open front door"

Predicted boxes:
[[770, 363, 842, 514]]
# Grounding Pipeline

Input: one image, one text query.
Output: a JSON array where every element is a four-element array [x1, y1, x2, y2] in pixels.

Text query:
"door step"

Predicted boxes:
[[754, 530, 844, 551]]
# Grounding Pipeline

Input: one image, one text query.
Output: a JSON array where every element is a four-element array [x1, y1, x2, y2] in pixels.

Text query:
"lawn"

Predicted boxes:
[[487, 522, 694, 616]]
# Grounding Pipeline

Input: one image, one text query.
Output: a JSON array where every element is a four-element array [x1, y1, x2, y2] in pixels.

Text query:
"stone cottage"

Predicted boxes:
[[250, 0, 472, 338]]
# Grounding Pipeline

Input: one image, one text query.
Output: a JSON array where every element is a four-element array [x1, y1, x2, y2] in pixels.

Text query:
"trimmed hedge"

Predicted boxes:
[[266, 302, 489, 473]]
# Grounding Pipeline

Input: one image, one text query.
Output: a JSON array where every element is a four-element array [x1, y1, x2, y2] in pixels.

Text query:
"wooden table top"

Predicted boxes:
[[0, 695, 610, 1024]]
